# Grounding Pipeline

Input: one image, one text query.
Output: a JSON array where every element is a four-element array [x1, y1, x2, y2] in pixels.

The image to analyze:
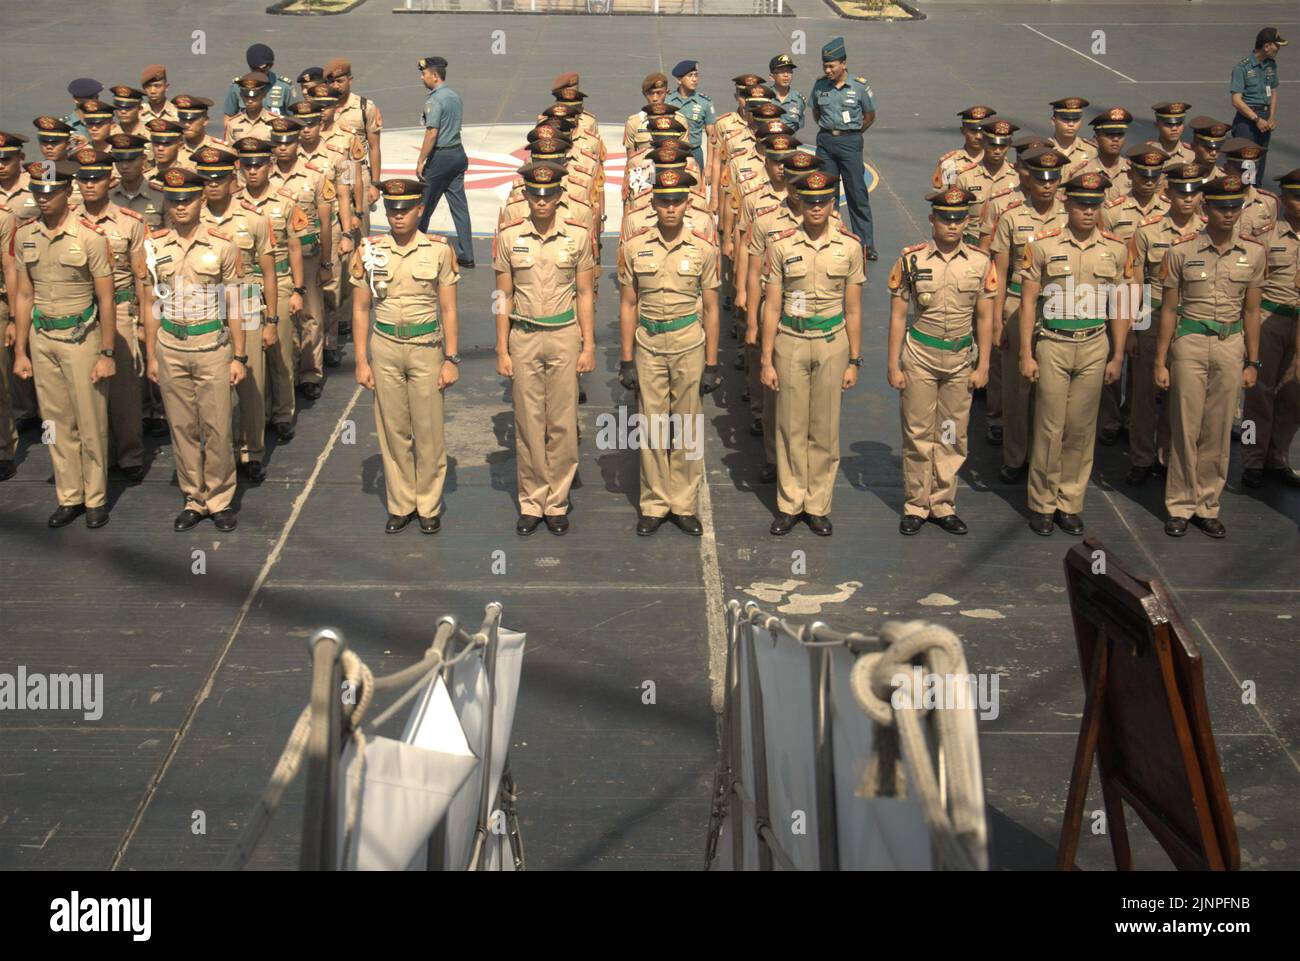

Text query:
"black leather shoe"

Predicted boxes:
[[636, 514, 664, 536], [456, 258, 476, 269], [385, 512, 414, 533], [418, 513, 441, 534], [174, 508, 204, 532], [212, 510, 237, 532], [300, 382, 322, 401], [545, 513, 569, 535], [769, 512, 800, 536], [1054, 510, 1084, 535], [48, 504, 85, 528], [806, 514, 833, 536], [517, 514, 543, 535], [1097, 427, 1120, 447], [749, 417, 763, 436], [323, 349, 342, 368], [146, 417, 169, 437], [865, 246, 878, 262], [17, 415, 41, 433], [85, 507, 110, 529], [733, 352, 747, 371], [1150, 461, 1167, 477], [669, 513, 703, 535], [1164, 516, 1189, 537], [1028, 512, 1054, 536], [1269, 467, 1300, 488], [0, 460, 15, 481], [899, 515, 924, 535], [1241, 468, 1264, 488], [933, 514, 968, 535], [1192, 515, 1226, 538], [273, 422, 295, 442], [759, 463, 777, 484], [578, 388, 587, 404], [245, 461, 266, 483], [1125, 465, 1151, 486], [999, 464, 1025, 484], [120, 464, 145, 482], [985, 424, 1003, 446]]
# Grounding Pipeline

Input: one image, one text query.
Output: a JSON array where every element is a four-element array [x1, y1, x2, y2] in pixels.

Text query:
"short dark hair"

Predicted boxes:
[[426, 57, 448, 81]]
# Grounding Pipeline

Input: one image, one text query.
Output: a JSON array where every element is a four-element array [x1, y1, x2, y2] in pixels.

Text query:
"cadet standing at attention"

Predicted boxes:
[[811, 37, 877, 260], [1219, 139, 1280, 235], [326, 58, 383, 236], [494, 161, 596, 536], [618, 169, 721, 537], [224, 73, 275, 144], [761, 170, 864, 536], [1188, 116, 1229, 171], [351, 178, 461, 535], [142, 168, 246, 532], [932, 107, 993, 190], [1018, 172, 1128, 537], [1048, 97, 1097, 179], [1240, 168, 1300, 489], [139, 65, 178, 128], [1155, 174, 1265, 538], [1150, 102, 1195, 166], [11, 161, 117, 528], [888, 187, 995, 535]]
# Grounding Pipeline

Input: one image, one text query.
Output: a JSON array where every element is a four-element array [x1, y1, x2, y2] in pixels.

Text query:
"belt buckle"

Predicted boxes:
[[791, 317, 806, 333], [395, 322, 410, 339], [173, 321, 187, 340], [1072, 328, 1088, 342]]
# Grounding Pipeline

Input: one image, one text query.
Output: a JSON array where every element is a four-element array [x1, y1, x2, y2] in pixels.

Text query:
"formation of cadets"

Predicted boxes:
[[1, 39, 1297, 543]]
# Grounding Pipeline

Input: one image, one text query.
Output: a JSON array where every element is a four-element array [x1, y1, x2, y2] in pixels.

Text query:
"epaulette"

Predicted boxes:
[[325, 142, 344, 154], [938, 148, 963, 162], [0, 200, 9, 213], [698, 92, 712, 101], [1239, 57, 1250, 65], [988, 186, 1016, 200], [499, 215, 526, 230], [1030, 228, 1061, 242], [148, 227, 170, 239], [1083, 136, 1097, 147], [79, 217, 105, 235], [240, 200, 260, 213], [578, 147, 598, 163], [16, 217, 37, 229], [305, 161, 323, 173], [1001, 199, 1023, 214], [425, 232, 448, 244], [1240, 233, 1265, 246], [741, 178, 766, 194], [564, 218, 590, 231], [1139, 213, 1164, 227], [1251, 224, 1274, 239], [1255, 187, 1278, 200], [691, 228, 717, 246], [955, 160, 979, 175], [567, 193, 591, 208], [737, 169, 758, 183], [117, 206, 144, 222], [627, 225, 653, 239], [1173, 233, 1199, 245], [1100, 229, 1124, 244], [1103, 196, 1125, 209], [207, 227, 233, 241], [838, 224, 860, 243], [855, 77, 868, 85], [774, 227, 798, 241], [901, 241, 927, 255]]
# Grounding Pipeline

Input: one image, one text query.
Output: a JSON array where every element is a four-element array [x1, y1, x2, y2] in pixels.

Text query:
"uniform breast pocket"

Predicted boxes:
[[58, 248, 88, 268], [677, 255, 703, 278], [632, 258, 662, 288], [411, 262, 441, 289], [825, 258, 851, 279], [782, 258, 809, 280], [509, 248, 535, 270], [1228, 264, 1255, 283], [1045, 261, 1072, 279], [956, 275, 981, 293], [1092, 259, 1119, 280], [19, 246, 40, 266]]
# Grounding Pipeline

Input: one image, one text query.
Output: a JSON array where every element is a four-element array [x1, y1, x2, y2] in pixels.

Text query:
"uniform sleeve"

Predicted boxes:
[[1022, 240, 1045, 285], [1162, 246, 1184, 289], [1248, 247, 1266, 288], [367, 99, 383, 134], [86, 232, 113, 279], [424, 96, 444, 131], [574, 228, 596, 273], [990, 211, 1014, 255], [888, 257, 909, 301], [348, 246, 368, 289], [617, 240, 635, 286], [254, 215, 272, 260], [704, 100, 717, 126], [845, 242, 866, 285], [764, 244, 784, 283], [859, 81, 875, 112], [980, 256, 999, 299], [126, 216, 144, 258], [1230, 62, 1247, 95], [700, 244, 720, 290], [437, 244, 459, 286], [746, 220, 767, 257], [491, 225, 510, 273]]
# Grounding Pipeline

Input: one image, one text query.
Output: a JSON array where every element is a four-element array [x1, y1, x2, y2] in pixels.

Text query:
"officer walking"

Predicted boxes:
[[415, 57, 474, 267], [760, 170, 865, 536], [11, 161, 117, 528], [618, 169, 721, 537], [1229, 27, 1285, 179], [1018, 172, 1129, 537], [351, 178, 462, 534], [494, 161, 597, 535], [811, 37, 876, 259], [888, 187, 995, 535]]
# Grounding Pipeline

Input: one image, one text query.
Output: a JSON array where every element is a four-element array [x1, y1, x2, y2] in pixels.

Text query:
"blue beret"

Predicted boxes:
[[822, 36, 846, 62], [671, 60, 698, 79], [246, 43, 274, 69], [68, 78, 102, 99]]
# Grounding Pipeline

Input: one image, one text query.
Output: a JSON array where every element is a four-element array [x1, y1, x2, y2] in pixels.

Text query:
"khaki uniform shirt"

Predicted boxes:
[[1100, 192, 1170, 241], [320, 121, 365, 198], [764, 223, 866, 335], [0, 172, 39, 223], [1127, 213, 1203, 289], [955, 161, 1019, 234], [173, 134, 227, 173], [201, 200, 272, 280], [991, 199, 1067, 285], [888, 240, 998, 341], [1148, 140, 1195, 166], [502, 194, 595, 232], [1052, 136, 1098, 179], [110, 179, 164, 229], [140, 100, 180, 126], [979, 185, 1026, 239], [1022, 226, 1129, 322], [622, 186, 710, 221], [15, 213, 113, 338], [726, 154, 764, 216], [623, 110, 650, 151], [492, 215, 596, 323], [348, 232, 458, 346], [621, 204, 715, 243], [80, 203, 145, 292], [1237, 187, 1279, 237], [224, 111, 273, 145], [1161, 229, 1266, 323], [269, 157, 331, 257], [146, 225, 241, 351], [932, 147, 982, 189], [619, 225, 720, 351], [0, 204, 15, 299], [1255, 218, 1300, 308], [1081, 156, 1132, 201], [334, 93, 382, 172], [747, 196, 802, 259]]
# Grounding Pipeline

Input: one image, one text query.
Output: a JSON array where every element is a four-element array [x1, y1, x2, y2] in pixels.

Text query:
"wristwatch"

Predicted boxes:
[[445, 353, 462, 365], [848, 356, 864, 368], [320, 260, 334, 269], [99, 348, 115, 358], [235, 354, 249, 366], [1244, 359, 1263, 370], [293, 286, 307, 295]]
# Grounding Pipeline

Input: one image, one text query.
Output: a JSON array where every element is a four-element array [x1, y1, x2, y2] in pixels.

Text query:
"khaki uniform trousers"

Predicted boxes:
[[634, 326, 706, 517], [9, 296, 39, 422], [158, 340, 237, 515], [0, 299, 17, 461], [31, 327, 110, 508], [773, 326, 850, 516], [985, 341, 1003, 424], [324, 227, 347, 352], [1097, 328, 1125, 435], [1000, 294, 1035, 470], [745, 339, 777, 465], [370, 332, 447, 518], [901, 336, 973, 518], [1241, 308, 1299, 471], [107, 299, 144, 469], [1028, 329, 1108, 515], [1128, 325, 1171, 469], [510, 322, 580, 516], [265, 271, 297, 425], [235, 281, 269, 464], [1166, 331, 1244, 519], [295, 252, 326, 385]]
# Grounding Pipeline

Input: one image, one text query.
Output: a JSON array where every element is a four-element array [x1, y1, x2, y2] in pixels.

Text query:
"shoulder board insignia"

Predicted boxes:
[[691, 228, 717, 246], [567, 193, 591, 208], [855, 77, 868, 85], [901, 241, 927, 255], [1031, 228, 1061, 242], [579, 147, 598, 162], [1002, 199, 1023, 213], [939, 149, 962, 162], [1100, 230, 1124, 243], [305, 161, 323, 173], [1083, 136, 1097, 147], [955, 160, 979, 174], [1239, 58, 1250, 65], [1256, 188, 1278, 200], [699, 92, 712, 101], [742, 179, 766, 194], [425, 233, 448, 244], [0, 201, 10, 213], [737, 169, 757, 182], [1139, 214, 1164, 227], [756, 204, 779, 217], [79, 217, 105, 235], [989, 186, 1016, 200], [1240, 233, 1264, 246], [838, 225, 860, 242], [1173, 233, 1199, 245], [964, 242, 986, 255], [148, 228, 170, 239], [117, 206, 144, 222], [241, 200, 260, 213], [628, 225, 653, 239], [775, 227, 798, 241], [207, 227, 233, 241], [1104, 196, 1125, 208], [564, 218, 590, 231]]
